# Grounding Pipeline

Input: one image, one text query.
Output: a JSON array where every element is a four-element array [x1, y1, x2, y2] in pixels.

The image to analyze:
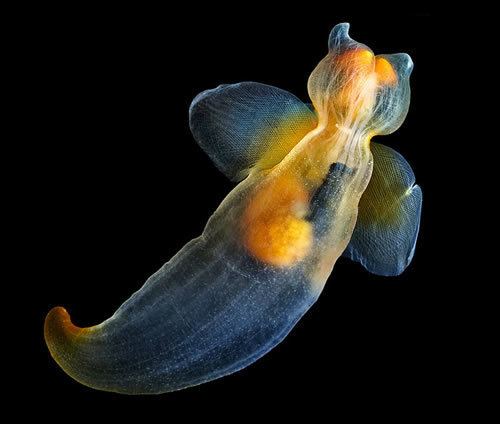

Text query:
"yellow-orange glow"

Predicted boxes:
[[243, 174, 312, 267]]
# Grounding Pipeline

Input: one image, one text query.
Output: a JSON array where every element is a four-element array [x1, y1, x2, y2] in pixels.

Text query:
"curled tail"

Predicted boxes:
[[44, 307, 102, 390]]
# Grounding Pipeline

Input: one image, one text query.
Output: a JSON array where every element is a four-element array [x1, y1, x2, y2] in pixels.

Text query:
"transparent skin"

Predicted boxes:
[[45, 23, 421, 394]]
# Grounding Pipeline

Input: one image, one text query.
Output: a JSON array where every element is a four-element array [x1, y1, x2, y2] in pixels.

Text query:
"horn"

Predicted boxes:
[[328, 22, 353, 50]]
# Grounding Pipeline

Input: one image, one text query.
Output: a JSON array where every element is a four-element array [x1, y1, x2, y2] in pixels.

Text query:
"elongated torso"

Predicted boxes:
[[216, 123, 373, 292]]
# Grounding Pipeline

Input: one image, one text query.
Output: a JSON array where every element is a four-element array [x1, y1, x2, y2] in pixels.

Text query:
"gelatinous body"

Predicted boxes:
[[45, 23, 422, 394]]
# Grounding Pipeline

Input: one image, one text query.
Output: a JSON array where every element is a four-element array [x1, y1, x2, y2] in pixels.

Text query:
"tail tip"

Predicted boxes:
[[44, 306, 84, 347]]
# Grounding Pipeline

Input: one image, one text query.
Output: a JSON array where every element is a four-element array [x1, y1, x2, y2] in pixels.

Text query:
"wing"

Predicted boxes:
[[189, 82, 318, 181], [344, 142, 422, 276]]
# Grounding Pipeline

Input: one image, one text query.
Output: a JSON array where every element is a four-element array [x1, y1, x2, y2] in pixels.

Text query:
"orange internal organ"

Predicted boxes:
[[242, 174, 312, 267]]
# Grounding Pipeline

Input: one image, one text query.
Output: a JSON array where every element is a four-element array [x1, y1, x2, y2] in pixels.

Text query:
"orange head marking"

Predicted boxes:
[[333, 48, 378, 119], [338, 48, 375, 76], [375, 57, 398, 86]]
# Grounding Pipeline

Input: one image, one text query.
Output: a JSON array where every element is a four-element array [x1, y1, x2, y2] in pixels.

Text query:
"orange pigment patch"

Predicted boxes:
[[375, 57, 397, 85], [242, 174, 313, 267]]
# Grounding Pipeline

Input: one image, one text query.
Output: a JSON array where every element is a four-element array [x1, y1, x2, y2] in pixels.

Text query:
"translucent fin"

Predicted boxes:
[[344, 142, 422, 276], [189, 82, 318, 181]]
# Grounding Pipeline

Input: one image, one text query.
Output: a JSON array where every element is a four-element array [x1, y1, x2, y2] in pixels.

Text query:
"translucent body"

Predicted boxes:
[[45, 23, 422, 394]]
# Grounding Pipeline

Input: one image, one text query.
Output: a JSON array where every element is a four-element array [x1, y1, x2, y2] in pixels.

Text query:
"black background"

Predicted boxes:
[[21, 7, 454, 417]]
